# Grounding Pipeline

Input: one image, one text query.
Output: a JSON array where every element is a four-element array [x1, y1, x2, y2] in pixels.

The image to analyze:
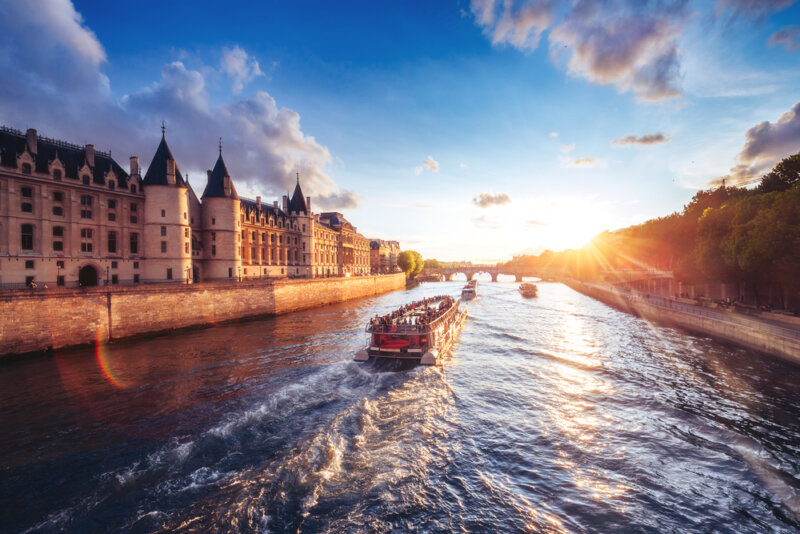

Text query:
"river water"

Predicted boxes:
[[2, 280, 800, 533]]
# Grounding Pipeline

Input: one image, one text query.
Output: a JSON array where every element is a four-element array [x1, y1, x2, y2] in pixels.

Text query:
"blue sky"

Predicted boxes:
[[2, 0, 799, 262]]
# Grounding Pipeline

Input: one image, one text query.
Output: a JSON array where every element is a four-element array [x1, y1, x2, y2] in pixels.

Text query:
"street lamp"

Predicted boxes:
[[185, 266, 191, 284], [106, 266, 110, 286]]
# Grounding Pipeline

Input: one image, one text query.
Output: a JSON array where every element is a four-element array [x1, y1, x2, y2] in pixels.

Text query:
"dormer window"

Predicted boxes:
[[108, 180, 116, 190], [130, 185, 137, 193], [82, 175, 90, 185], [53, 169, 62, 181], [21, 163, 32, 174]]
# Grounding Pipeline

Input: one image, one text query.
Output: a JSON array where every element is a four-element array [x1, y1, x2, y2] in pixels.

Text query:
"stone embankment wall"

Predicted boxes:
[[566, 280, 800, 365], [0, 273, 406, 356]]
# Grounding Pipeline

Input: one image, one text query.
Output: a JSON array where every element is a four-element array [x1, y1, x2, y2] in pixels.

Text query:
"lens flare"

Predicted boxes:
[[94, 330, 130, 389]]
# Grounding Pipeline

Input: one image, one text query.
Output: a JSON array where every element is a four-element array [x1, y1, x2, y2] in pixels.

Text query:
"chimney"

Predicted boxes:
[[282, 195, 288, 211], [166, 159, 175, 184], [85, 144, 95, 167], [273, 200, 278, 208], [26, 129, 37, 155], [306, 196, 311, 211], [129, 156, 140, 177]]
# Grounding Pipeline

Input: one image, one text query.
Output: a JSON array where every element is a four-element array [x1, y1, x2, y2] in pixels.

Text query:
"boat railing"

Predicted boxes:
[[365, 299, 460, 334]]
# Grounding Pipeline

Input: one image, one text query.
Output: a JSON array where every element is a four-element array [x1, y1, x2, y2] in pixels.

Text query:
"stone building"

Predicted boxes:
[[369, 239, 400, 273], [313, 212, 371, 277], [0, 125, 386, 287]]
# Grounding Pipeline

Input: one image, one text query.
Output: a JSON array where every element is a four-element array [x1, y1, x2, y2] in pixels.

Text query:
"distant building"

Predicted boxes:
[[0, 125, 385, 287], [369, 239, 400, 274]]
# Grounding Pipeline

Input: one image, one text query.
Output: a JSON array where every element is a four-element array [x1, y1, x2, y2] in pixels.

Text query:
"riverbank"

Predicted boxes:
[[565, 279, 800, 365], [0, 273, 405, 356]]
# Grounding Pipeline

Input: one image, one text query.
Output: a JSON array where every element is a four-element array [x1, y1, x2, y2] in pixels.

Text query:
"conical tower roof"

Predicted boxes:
[[201, 152, 239, 200], [288, 172, 308, 213], [142, 133, 186, 187]]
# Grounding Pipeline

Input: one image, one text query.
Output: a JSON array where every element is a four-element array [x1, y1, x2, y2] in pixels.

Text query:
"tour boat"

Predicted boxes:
[[461, 279, 478, 300], [355, 295, 468, 365], [519, 282, 538, 298]]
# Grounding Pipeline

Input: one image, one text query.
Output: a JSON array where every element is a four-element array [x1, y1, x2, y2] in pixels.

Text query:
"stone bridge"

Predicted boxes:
[[420, 265, 536, 282]]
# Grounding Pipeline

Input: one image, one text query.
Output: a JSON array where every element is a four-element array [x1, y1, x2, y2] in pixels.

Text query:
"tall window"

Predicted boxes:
[[21, 187, 33, 213], [161, 226, 166, 236], [130, 202, 138, 224], [82, 175, 90, 185], [21, 163, 32, 174], [53, 169, 62, 181], [130, 233, 139, 254], [166, 268, 173, 280], [161, 241, 167, 253], [80, 195, 92, 218], [108, 231, 117, 254], [21, 224, 33, 250], [80, 228, 93, 252], [212, 245, 217, 256], [53, 226, 64, 252]]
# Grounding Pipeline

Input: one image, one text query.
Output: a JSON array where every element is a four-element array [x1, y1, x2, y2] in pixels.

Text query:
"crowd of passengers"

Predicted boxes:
[[371, 295, 456, 332]]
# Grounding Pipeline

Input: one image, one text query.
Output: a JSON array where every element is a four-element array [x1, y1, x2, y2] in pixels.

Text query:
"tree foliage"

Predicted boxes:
[[501, 151, 800, 308], [398, 250, 425, 277]]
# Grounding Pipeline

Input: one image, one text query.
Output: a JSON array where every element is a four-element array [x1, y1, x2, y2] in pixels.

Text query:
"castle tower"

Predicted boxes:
[[200, 148, 241, 280], [288, 171, 313, 277], [142, 130, 193, 282]]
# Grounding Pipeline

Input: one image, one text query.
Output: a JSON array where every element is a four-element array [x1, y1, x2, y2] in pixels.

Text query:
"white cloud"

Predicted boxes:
[[413, 166, 424, 175], [220, 46, 264, 94], [471, 0, 558, 50], [473, 191, 512, 207], [560, 143, 575, 153], [0, 1, 357, 210], [423, 155, 440, 172], [549, 131, 559, 137], [719, 101, 800, 185], [611, 133, 668, 146], [460, 162, 469, 169]]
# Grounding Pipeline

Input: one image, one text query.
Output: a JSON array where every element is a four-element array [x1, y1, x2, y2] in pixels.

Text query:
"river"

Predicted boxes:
[[2, 280, 800, 533]]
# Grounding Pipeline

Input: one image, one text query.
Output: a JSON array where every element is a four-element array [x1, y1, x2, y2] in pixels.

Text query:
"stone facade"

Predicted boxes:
[[0, 126, 392, 287], [369, 239, 400, 273]]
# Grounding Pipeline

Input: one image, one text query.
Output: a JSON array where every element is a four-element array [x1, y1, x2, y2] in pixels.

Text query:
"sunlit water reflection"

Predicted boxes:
[[1, 281, 800, 533]]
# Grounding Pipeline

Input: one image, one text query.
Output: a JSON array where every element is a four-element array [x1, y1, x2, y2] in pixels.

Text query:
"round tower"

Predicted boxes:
[[141, 132, 192, 283], [200, 149, 241, 281]]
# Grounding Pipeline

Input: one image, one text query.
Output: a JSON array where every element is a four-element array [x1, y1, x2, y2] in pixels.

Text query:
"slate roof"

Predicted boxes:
[[142, 134, 187, 187], [288, 180, 308, 214], [201, 153, 239, 199], [240, 197, 287, 222], [0, 126, 132, 188]]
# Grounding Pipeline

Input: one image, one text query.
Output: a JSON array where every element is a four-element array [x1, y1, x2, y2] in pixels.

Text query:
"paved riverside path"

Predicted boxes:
[[583, 283, 800, 342], [567, 281, 800, 363]]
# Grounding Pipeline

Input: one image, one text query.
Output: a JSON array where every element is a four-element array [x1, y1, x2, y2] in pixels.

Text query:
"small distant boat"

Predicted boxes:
[[355, 295, 468, 365], [519, 282, 538, 298], [462, 280, 478, 300]]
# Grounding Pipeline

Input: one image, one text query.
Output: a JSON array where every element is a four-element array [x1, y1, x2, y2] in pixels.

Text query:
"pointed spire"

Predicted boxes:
[[202, 149, 238, 200], [143, 131, 186, 187]]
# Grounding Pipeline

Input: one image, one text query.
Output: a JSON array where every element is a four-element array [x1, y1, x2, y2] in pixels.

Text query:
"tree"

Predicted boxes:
[[756, 152, 800, 193], [410, 251, 424, 277], [398, 250, 417, 277], [423, 258, 442, 268]]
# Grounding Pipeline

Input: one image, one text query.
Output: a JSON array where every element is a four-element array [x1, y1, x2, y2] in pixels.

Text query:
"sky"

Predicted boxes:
[[1, 0, 799, 263]]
